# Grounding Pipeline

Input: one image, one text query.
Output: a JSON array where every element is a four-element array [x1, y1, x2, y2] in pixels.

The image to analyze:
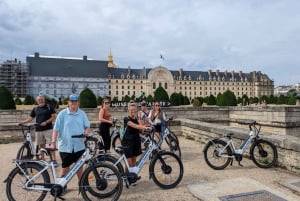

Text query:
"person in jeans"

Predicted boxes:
[[51, 94, 90, 188], [148, 101, 167, 142], [137, 100, 150, 126], [98, 98, 113, 152], [19, 95, 57, 164]]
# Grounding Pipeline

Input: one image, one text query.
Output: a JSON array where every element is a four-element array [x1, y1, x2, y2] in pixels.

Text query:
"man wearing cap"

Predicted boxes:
[[51, 94, 90, 185]]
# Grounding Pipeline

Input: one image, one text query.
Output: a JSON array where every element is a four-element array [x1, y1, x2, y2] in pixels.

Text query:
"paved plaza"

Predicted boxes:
[[0, 137, 300, 201]]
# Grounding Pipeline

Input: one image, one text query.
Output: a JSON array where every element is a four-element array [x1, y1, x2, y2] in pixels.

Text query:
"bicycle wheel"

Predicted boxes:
[[250, 139, 278, 168], [16, 144, 33, 161], [95, 154, 124, 174], [149, 151, 184, 189], [80, 162, 123, 201], [203, 139, 232, 170], [6, 162, 50, 201], [167, 136, 181, 158], [111, 133, 122, 155], [165, 131, 179, 146]]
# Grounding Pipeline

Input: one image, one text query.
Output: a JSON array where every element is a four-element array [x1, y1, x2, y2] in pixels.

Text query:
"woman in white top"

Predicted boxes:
[[148, 101, 166, 142]]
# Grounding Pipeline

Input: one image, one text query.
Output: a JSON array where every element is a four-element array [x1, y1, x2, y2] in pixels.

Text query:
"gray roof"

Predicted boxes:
[[108, 67, 272, 83], [27, 54, 108, 78]]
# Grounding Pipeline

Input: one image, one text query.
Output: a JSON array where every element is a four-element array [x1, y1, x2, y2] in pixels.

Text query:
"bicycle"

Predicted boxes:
[[4, 133, 123, 201], [112, 126, 184, 189], [16, 123, 40, 161], [111, 117, 181, 158], [203, 120, 278, 170]]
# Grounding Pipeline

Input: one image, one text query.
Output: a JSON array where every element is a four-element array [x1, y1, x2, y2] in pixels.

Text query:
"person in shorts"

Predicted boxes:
[[51, 94, 90, 181], [19, 95, 57, 162]]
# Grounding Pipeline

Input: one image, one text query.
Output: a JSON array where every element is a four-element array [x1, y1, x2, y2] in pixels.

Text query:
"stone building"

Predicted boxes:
[[26, 52, 109, 98], [14, 52, 274, 101], [107, 55, 274, 101]]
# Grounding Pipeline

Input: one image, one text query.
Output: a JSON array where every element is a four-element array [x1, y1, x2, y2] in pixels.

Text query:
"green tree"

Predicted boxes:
[[269, 95, 277, 104], [183, 96, 190, 105], [241, 94, 249, 106], [0, 85, 16, 109], [259, 95, 269, 104], [23, 95, 35, 105], [288, 94, 296, 105], [97, 96, 104, 105], [197, 97, 204, 106], [79, 88, 97, 108], [123, 95, 131, 103], [277, 95, 287, 105], [170, 93, 179, 106], [153, 86, 169, 102], [217, 90, 237, 106], [14, 97, 23, 105], [207, 94, 216, 105]]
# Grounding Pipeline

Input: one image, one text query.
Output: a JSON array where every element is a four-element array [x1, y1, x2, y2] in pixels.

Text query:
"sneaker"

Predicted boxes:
[[61, 185, 67, 196], [53, 160, 58, 168]]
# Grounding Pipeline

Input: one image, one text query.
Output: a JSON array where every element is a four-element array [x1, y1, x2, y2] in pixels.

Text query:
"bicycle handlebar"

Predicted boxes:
[[71, 133, 94, 138]]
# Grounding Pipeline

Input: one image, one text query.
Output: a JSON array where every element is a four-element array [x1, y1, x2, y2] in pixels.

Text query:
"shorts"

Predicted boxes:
[[121, 135, 142, 158], [35, 129, 52, 145], [59, 149, 85, 168]]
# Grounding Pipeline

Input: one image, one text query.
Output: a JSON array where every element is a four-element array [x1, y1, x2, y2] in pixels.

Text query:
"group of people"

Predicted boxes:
[[20, 93, 166, 191]]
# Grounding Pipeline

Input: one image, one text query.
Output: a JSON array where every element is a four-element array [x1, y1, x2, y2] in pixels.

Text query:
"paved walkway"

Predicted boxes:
[[0, 137, 300, 201]]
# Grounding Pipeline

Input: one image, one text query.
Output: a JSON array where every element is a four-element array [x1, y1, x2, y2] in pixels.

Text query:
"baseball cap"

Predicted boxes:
[[69, 94, 79, 101]]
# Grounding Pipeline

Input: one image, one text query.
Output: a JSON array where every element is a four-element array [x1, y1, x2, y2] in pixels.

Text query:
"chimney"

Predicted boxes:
[[83, 55, 87, 60], [34, 52, 39, 58]]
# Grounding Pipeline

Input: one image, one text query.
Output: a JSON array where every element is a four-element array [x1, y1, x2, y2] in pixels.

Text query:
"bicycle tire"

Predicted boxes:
[[250, 139, 278, 168], [203, 139, 232, 170], [16, 144, 34, 161], [111, 133, 122, 155], [149, 151, 184, 189], [6, 162, 50, 201], [80, 162, 123, 201], [165, 131, 179, 146], [95, 154, 125, 174], [167, 137, 181, 158]]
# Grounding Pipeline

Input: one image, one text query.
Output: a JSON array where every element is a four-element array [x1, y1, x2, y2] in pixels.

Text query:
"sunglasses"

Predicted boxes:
[[155, 105, 160, 107]]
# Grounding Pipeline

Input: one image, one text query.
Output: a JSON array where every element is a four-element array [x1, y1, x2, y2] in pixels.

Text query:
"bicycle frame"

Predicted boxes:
[[13, 145, 93, 192], [114, 127, 170, 175], [20, 123, 39, 157]]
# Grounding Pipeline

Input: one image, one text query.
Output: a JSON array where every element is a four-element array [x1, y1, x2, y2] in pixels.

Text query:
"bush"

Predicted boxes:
[[23, 95, 35, 105], [0, 85, 16, 109], [15, 97, 23, 105], [79, 88, 97, 108]]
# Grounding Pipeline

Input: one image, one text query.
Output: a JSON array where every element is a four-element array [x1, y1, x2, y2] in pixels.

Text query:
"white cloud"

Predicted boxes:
[[0, 0, 299, 86]]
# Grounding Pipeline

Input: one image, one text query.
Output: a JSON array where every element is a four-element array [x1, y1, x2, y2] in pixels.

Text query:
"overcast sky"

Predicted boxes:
[[0, 0, 299, 86]]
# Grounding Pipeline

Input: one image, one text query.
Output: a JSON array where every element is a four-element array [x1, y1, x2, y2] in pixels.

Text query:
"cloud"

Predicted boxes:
[[0, 0, 299, 86]]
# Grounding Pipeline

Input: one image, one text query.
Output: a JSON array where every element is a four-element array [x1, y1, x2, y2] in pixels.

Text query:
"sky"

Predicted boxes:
[[0, 0, 299, 87]]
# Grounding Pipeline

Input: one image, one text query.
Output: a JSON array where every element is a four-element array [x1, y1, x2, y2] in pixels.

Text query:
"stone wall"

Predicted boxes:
[[177, 118, 300, 175]]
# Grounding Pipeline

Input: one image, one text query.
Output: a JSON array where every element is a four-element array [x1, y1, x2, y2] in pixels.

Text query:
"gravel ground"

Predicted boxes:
[[1, 137, 299, 201]]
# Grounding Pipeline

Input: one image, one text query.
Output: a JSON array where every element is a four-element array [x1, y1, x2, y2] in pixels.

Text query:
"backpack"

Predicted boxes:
[[34, 104, 51, 114], [120, 116, 129, 140], [119, 123, 127, 140]]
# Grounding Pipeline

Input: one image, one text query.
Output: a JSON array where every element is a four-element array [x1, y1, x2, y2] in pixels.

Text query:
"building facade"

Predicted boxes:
[[5, 52, 274, 102], [108, 55, 274, 101], [0, 59, 28, 97], [26, 52, 109, 99]]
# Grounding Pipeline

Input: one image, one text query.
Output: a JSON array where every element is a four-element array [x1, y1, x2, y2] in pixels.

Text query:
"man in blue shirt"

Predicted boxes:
[[51, 94, 90, 182]]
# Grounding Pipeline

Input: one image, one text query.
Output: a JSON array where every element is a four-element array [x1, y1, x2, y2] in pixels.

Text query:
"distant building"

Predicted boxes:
[[107, 54, 274, 101], [26, 52, 109, 98], [5, 52, 274, 102], [274, 84, 300, 96], [0, 59, 28, 97]]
